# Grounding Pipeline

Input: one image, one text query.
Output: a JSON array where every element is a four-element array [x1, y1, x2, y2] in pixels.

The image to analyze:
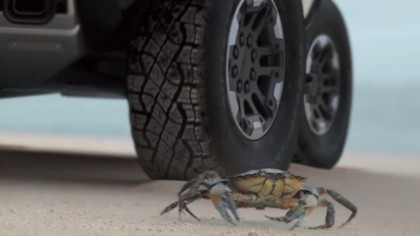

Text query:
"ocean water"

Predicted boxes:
[[347, 82, 420, 156], [0, 95, 131, 137], [0, 0, 419, 156]]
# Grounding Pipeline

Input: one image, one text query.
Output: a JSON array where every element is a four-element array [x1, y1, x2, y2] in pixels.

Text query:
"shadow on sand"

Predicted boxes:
[[0, 148, 149, 186]]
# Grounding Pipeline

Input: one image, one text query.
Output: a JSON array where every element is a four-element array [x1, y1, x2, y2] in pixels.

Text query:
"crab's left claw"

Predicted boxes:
[[208, 183, 240, 224]]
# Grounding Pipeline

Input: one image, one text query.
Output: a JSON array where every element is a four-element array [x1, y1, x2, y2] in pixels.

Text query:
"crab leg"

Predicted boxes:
[[265, 203, 319, 231], [316, 188, 357, 228], [265, 193, 318, 230], [161, 200, 180, 216], [265, 204, 306, 223], [290, 213, 306, 230], [161, 188, 207, 220], [306, 199, 335, 229], [160, 174, 208, 216], [178, 190, 208, 220], [183, 205, 202, 221]]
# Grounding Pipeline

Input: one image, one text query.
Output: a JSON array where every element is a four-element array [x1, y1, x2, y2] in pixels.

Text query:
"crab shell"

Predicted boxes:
[[228, 169, 306, 198]]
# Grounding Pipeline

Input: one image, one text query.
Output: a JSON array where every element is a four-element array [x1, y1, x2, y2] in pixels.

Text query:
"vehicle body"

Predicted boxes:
[[0, 0, 352, 180], [0, 0, 148, 97], [0, 0, 320, 95]]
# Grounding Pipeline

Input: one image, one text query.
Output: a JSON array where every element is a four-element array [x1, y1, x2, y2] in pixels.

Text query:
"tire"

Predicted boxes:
[[296, 0, 352, 168], [127, 0, 305, 180]]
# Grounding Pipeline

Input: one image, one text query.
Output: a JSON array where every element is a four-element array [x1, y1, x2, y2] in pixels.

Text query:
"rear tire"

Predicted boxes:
[[296, 0, 352, 168], [127, 0, 305, 180]]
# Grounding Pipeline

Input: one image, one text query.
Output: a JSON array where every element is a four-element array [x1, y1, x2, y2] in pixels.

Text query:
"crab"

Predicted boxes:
[[161, 168, 357, 230]]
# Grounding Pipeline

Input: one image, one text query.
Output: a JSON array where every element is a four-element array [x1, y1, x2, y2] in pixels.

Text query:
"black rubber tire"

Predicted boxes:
[[296, 0, 352, 168], [127, 0, 305, 180]]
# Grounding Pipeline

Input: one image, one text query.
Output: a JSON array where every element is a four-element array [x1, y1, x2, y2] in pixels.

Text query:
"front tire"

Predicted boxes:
[[127, 0, 305, 180]]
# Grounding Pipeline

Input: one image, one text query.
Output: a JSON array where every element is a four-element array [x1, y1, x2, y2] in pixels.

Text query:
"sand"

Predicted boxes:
[[0, 133, 419, 236]]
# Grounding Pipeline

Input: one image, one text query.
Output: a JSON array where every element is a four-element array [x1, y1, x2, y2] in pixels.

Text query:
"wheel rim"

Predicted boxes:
[[226, 0, 285, 140], [304, 34, 340, 135]]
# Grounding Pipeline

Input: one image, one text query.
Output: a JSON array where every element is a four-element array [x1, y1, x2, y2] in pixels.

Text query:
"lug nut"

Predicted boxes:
[[250, 69, 256, 80], [233, 46, 239, 59], [247, 35, 252, 48], [237, 80, 243, 93], [251, 50, 257, 62], [244, 81, 250, 93], [267, 99, 274, 108], [239, 34, 245, 47], [231, 65, 238, 77]]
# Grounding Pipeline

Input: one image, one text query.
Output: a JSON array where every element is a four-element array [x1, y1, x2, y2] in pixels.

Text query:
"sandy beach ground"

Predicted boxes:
[[0, 133, 419, 236]]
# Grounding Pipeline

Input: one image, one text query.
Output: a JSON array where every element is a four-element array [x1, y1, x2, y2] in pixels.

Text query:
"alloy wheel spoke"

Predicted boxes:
[[253, 7, 275, 35], [256, 65, 283, 79], [256, 44, 283, 57], [253, 87, 266, 104], [321, 85, 339, 95]]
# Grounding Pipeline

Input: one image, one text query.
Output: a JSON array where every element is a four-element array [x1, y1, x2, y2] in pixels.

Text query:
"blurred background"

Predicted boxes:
[[0, 0, 419, 157]]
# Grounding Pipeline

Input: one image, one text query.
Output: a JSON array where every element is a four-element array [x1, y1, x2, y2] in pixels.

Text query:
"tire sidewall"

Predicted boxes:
[[299, 0, 352, 167], [204, 0, 305, 173]]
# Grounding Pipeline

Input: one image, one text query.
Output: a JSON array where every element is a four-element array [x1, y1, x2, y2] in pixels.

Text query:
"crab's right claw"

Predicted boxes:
[[209, 183, 240, 224]]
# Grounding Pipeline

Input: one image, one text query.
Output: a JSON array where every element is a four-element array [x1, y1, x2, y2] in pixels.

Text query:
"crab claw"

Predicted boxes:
[[208, 183, 240, 224], [162, 171, 237, 223]]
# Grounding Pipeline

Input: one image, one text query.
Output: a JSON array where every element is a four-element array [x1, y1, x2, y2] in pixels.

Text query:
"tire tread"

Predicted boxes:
[[127, 0, 222, 180]]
